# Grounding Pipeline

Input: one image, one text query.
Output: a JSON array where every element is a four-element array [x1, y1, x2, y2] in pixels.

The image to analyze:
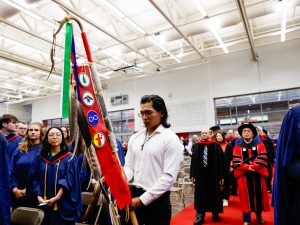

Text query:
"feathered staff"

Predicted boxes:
[[50, 14, 138, 225]]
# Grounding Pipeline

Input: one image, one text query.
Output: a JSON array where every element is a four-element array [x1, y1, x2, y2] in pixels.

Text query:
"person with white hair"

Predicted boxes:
[[187, 135, 199, 156]]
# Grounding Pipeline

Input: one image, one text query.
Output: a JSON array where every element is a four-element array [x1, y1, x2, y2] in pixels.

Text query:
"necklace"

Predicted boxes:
[[141, 131, 155, 151]]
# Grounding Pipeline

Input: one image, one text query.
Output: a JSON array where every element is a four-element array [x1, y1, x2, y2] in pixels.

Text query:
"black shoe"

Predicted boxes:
[[194, 219, 203, 225], [257, 216, 264, 224], [194, 217, 204, 225]]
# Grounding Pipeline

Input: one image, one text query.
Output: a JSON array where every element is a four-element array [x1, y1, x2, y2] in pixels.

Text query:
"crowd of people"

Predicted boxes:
[[0, 114, 84, 225], [0, 95, 299, 225], [186, 123, 275, 225]]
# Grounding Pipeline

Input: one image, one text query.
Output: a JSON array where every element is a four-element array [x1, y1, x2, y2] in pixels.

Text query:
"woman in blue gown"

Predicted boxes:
[[32, 126, 82, 225], [10, 122, 44, 210]]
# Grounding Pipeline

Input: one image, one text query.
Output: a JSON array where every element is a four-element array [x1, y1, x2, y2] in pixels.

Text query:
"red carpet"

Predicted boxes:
[[171, 195, 274, 225]]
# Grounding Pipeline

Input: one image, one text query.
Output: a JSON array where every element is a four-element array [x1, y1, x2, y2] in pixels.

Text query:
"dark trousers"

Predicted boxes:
[[230, 172, 238, 195], [42, 209, 75, 225], [121, 186, 171, 225], [222, 172, 231, 200], [266, 164, 273, 191]]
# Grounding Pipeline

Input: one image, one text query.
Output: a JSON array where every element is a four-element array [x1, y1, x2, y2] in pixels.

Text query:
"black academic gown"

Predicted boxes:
[[0, 133, 10, 225], [190, 140, 224, 213], [273, 105, 300, 225]]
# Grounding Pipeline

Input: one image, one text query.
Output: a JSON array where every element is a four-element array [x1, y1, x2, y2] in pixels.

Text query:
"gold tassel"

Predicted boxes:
[[53, 203, 58, 211]]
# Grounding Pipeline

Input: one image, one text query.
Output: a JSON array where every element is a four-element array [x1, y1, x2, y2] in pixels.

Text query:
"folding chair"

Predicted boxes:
[[11, 207, 44, 225]]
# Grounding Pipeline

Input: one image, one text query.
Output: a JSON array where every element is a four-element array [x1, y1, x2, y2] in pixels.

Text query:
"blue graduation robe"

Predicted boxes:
[[77, 152, 91, 191], [0, 133, 10, 225], [32, 149, 82, 225], [116, 139, 125, 166], [273, 104, 300, 225], [6, 133, 23, 168], [10, 143, 42, 209]]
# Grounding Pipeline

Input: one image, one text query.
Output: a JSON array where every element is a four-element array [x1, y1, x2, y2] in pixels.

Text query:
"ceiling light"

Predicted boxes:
[[124, 18, 146, 35], [103, 71, 114, 76], [194, 0, 208, 17], [149, 36, 181, 63], [0, 74, 9, 79], [97, 73, 110, 79], [0, 35, 62, 61], [0, 93, 23, 99], [98, 0, 146, 35], [0, 83, 39, 95], [0, 59, 33, 71], [14, 77, 59, 90], [280, 0, 288, 42], [102, 0, 125, 18], [207, 20, 228, 53], [102, 50, 131, 66]]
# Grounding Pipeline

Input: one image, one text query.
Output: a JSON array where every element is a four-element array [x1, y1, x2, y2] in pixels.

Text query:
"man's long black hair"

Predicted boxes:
[[140, 94, 170, 128]]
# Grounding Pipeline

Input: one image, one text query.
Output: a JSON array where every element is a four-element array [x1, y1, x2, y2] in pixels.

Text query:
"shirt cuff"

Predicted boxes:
[[139, 191, 154, 206]]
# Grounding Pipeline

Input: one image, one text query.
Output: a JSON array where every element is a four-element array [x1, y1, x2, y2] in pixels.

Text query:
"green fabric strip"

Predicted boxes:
[[62, 23, 72, 118]]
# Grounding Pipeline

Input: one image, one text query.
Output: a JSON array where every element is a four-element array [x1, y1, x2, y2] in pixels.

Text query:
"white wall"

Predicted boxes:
[[28, 38, 300, 131], [31, 94, 61, 123], [0, 103, 31, 122]]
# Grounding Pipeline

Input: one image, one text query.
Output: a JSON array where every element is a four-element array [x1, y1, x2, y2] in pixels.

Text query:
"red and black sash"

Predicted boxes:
[[39, 151, 71, 165], [6, 133, 20, 142]]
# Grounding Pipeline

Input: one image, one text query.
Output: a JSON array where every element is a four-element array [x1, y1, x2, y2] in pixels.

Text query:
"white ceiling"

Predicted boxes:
[[0, 0, 300, 103]]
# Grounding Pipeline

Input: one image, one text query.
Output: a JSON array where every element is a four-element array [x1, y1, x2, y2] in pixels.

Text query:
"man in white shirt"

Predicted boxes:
[[123, 94, 182, 225]]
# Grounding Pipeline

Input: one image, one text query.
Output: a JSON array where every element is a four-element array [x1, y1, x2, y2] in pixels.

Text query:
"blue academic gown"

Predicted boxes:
[[10, 143, 42, 209], [273, 105, 300, 225], [6, 133, 23, 168], [32, 149, 82, 225], [116, 139, 125, 166], [0, 133, 10, 225], [77, 152, 91, 191]]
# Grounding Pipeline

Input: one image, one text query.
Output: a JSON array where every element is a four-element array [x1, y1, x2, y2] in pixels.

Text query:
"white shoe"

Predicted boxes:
[[223, 199, 228, 207]]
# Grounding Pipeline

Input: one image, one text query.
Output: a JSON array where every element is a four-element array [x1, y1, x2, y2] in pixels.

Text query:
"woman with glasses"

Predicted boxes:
[[32, 126, 82, 225], [10, 122, 45, 210]]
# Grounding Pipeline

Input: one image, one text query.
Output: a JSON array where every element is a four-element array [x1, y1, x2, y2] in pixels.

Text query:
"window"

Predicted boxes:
[[43, 109, 135, 142], [214, 88, 300, 136], [108, 109, 135, 142]]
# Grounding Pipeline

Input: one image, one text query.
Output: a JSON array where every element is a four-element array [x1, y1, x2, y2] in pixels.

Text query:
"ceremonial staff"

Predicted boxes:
[[50, 14, 138, 225]]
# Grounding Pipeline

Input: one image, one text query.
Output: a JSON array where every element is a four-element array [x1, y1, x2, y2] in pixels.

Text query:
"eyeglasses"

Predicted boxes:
[[138, 111, 155, 117], [48, 133, 62, 138]]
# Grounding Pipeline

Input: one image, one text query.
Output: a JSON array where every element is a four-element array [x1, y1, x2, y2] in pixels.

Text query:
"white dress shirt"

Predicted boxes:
[[124, 125, 183, 206]]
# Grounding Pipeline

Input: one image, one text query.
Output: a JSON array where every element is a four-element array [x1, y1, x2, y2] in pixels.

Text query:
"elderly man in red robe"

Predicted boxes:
[[232, 123, 270, 225]]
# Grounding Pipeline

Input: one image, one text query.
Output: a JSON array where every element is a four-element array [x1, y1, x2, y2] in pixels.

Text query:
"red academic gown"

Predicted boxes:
[[232, 139, 270, 213]]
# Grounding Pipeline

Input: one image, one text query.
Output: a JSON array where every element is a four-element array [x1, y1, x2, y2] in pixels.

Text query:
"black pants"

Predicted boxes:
[[222, 172, 231, 200], [230, 172, 238, 195], [121, 186, 171, 225], [42, 209, 75, 225], [266, 164, 273, 191]]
